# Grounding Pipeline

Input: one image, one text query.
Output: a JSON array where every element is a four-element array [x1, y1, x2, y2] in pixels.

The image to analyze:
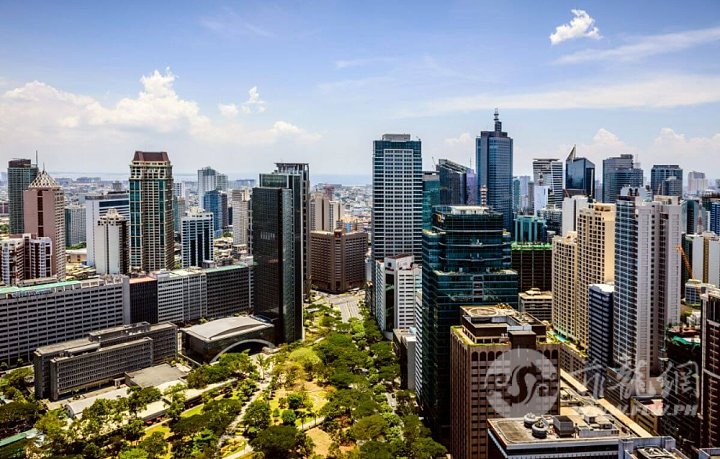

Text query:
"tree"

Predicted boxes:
[[250, 425, 313, 459], [410, 437, 447, 459], [349, 414, 388, 441], [165, 390, 186, 422], [139, 431, 167, 459], [119, 448, 149, 459], [127, 386, 161, 416], [243, 399, 271, 435], [358, 441, 394, 459], [281, 409, 297, 426], [256, 354, 271, 380], [287, 393, 304, 411]]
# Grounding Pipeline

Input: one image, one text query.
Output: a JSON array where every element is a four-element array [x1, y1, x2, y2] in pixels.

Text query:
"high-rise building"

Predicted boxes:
[[172, 181, 186, 199], [602, 154, 643, 203], [532, 158, 563, 208], [511, 242, 552, 292], [374, 254, 421, 335], [533, 183, 550, 215], [513, 215, 548, 243], [612, 192, 682, 397], [202, 189, 228, 237], [451, 305, 559, 459], [372, 134, 423, 260], [537, 207, 563, 236], [587, 283, 614, 397], [309, 192, 343, 231], [7, 159, 38, 235], [23, 170, 66, 279], [0, 238, 24, 286], [85, 191, 130, 267], [518, 288, 553, 322], [711, 201, 720, 235], [702, 288, 720, 449], [231, 188, 251, 248], [565, 146, 596, 198], [181, 208, 214, 268], [561, 195, 590, 236], [252, 186, 300, 343], [683, 232, 720, 288], [687, 171, 708, 196], [419, 206, 518, 435], [422, 171, 440, 230], [22, 233, 52, 280], [310, 229, 367, 293], [197, 166, 228, 207], [438, 159, 478, 206], [552, 232, 577, 343], [64, 204, 86, 247], [129, 151, 175, 273], [651, 165, 683, 197], [173, 195, 187, 233], [95, 208, 129, 275], [476, 110, 513, 230]]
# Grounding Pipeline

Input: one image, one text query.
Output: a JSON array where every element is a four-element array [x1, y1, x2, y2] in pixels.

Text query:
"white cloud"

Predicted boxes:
[[241, 86, 266, 114], [218, 103, 239, 117], [652, 127, 720, 156], [558, 26, 720, 63], [399, 74, 720, 117], [550, 9, 601, 45], [444, 132, 473, 146]]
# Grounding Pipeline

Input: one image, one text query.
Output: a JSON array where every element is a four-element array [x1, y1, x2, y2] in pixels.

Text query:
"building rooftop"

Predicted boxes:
[[181, 316, 273, 342], [132, 151, 169, 163], [125, 364, 187, 388], [520, 289, 552, 300], [28, 170, 60, 189], [511, 242, 553, 250]]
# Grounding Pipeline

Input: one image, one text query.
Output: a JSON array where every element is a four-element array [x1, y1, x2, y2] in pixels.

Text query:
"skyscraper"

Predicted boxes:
[[95, 208, 130, 275], [438, 159, 478, 206], [197, 166, 228, 207], [565, 146, 595, 198], [181, 208, 214, 269], [602, 154, 643, 203], [374, 254, 421, 335], [687, 171, 708, 196], [651, 164, 683, 197], [85, 191, 130, 268], [309, 192, 343, 231], [418, 206, 518, 435], [372, 134, 423, 260], [701, 288, 720, 449], [202, 189, 228, 237], [7, 159, 39, 235], [476, 110, 513, 230], [587, 283, 614, 397], [252, 186, 300, 343], [612, 192, 682, 397], [129, 151, 175, 272], [422, 171, 440, 230], [532, 158, 563, 208], [23, 171, 66, 279], [231, 188, 251, 248], [64, 204, 86, 247]]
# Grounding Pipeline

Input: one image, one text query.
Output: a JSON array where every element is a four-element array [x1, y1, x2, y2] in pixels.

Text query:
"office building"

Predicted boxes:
[[511, 242, 552, 292], [202, 189, 228, 237], [252, 186, 300, 343], [687, 171, 708, 196], [476, 110, 514, 230], [129, 151, 175, 272], [565, 146, 596, 197], [173, 195, 187, 234], [532, 158, 563, 208], [33, 322, 177, 400], [0, 238, 25, 286], [95, 208, 130, 275], [152, 268, 207, 323], [552, 232, 578, 343], [587, 283, 614, 398], [602, 154, 643, 204], [533, 182, 550, 215], [451, 305, 559, 459], [561, 195, 590, 236], [613, 193, 682, 397], [85, 191, 130, 267], [23, 170, 66, 279], [231, 188, 251, 247], [651, 165, 683, 197], [702, 288, 720, 448], [310, 192, 343, 232], [129, 276, 158, 324], [21, 234, 53, 280], [438, 158, 478, 206], [181, 208, 214, 268], [711, 201, 720, 235], [422, 170, 441, 230], [375, 254, 421, 335], [419, 206, 518, 435], [310, 229, 367, 293], [518, 288, 552, 322], [372, 134, 423, 260], [0, 276, 126, 367], [7, 158, 39, 235], [205, 263, 253, 319], [64, 204, 86, 247], [537, 207, 562, 236], [513, 215, 548, 243], [393, 328, 417, 391], [197, 166, 228, 207]]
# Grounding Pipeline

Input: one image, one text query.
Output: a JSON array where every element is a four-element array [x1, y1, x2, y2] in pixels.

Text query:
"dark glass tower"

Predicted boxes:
[[418, 206, 518, 437], [252, 186, 300, 343], [565, 146, 596, 198], [602, 154, 643, 203], [437, 159, 477, 206], [202, 189, 228, 237], [476, 110, 513, 231], [7, 158, 39, 235], [422, 171, 440, 231], [651, 164, 683, 197]]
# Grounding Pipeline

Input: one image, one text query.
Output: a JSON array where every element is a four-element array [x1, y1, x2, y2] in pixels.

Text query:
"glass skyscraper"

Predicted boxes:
[[476, 110, 513, 231], [418, 206, 518, 436], [602, 154, 643, 204], [7, 158, 38, 235], [422, 171, 440, 231], [532, 158, 563, 208], [565, 146, 596, 198], [437, 158, 477, 206], [651, 164, 683, 197], [202, 189, 228, 237]]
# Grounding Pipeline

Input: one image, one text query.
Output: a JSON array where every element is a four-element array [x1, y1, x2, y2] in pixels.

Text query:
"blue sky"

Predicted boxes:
[[1, 1, 719, 182]]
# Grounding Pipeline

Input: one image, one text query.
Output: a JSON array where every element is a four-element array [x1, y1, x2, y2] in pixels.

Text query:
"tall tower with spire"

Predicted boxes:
[[476, 110, 514, 231], [23, 170, 66, 279]]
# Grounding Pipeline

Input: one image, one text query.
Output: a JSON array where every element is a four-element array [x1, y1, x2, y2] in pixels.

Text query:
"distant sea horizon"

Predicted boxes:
[[48, 171, 372, 187]]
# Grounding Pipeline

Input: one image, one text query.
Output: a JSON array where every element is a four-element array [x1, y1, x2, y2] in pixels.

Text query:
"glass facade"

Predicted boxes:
[[202, 190, 228, 237], [566, 156, 596, 197], [602, 154, 643, 204], [422, 171, 440, 230], [437, 159, 477, 206], [7, 159, 39, 235], [651, 165, 683, 198], [476, 112, 513, 231]]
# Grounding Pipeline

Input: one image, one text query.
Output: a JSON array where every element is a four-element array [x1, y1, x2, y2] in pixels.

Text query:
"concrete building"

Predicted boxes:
[[152, 268, 207, 323], [33, 322, 177, 400], [511, 242, 552, 292], [701, 288, 720, 449], [393, 328, 417, 391], [561, 195, 590, 236], [310, 229, 367, 293], [181, 316, 274, 362], [85, 191, 130, 268], [205, 264, 253, 319], [683, 232, 720, 288], [374, 254, 421, 335], [181, 207, 214, 268], [476, 111, 514, 231], [197, 166, 228, 209], [129, 151, 175, 272], [0, 276, 127, 367], [7, 158, 38, 235], [603, 154, 644, 204], [230, 188, 251, 248], [587, 283, 614, 398], [687, 171, 708, 196], [519, 288, 552, 322], [0, 237, 25, 286], [451, 305, 559, 459], [651, 165, 683, 198], [95, 208, 129, 275], [64, 204, 86, 247], [552, 232, 578, 345], [532, 158, 563, 209], [310, 192, 343, 232], [23, 170, 66, 279]]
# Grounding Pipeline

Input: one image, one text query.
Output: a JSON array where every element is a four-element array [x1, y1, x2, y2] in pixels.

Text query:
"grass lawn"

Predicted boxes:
[[180, 403, 204, 418], [144, 423, 171, 439]]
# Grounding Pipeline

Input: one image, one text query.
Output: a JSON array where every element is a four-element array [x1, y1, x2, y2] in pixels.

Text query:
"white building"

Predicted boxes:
[[197, 166, 228, 208], [95, 208, 129, 275], [181, 208, 214, 269], [64, 204, 86, 247], [374, 254, 421, 338], [561, 195, 590, 236], [152, 268, 208, 323], [85, 192, 129, 267], [533, 185, 550, 216], [230, 188, 251, 247], [686, 231, 720, 287], [687, 171, 708, 196]]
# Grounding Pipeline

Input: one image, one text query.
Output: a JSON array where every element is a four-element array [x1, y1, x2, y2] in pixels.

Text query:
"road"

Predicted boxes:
[[320, 291, 363, 322]]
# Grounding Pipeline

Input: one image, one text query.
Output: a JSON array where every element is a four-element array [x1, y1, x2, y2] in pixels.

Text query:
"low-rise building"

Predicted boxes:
[[518, 288, 552, 322], [181, 316, 274, 362]]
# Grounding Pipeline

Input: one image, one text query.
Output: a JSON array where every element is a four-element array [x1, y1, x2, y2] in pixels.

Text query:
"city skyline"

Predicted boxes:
[[0, 2, 719, 178]]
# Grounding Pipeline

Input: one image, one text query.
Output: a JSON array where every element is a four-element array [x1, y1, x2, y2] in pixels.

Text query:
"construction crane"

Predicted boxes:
[[676, 244, 703, 298]]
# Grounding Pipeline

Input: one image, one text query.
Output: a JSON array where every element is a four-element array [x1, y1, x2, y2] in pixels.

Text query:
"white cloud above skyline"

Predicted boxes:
[[549, 9, 602, 45]]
